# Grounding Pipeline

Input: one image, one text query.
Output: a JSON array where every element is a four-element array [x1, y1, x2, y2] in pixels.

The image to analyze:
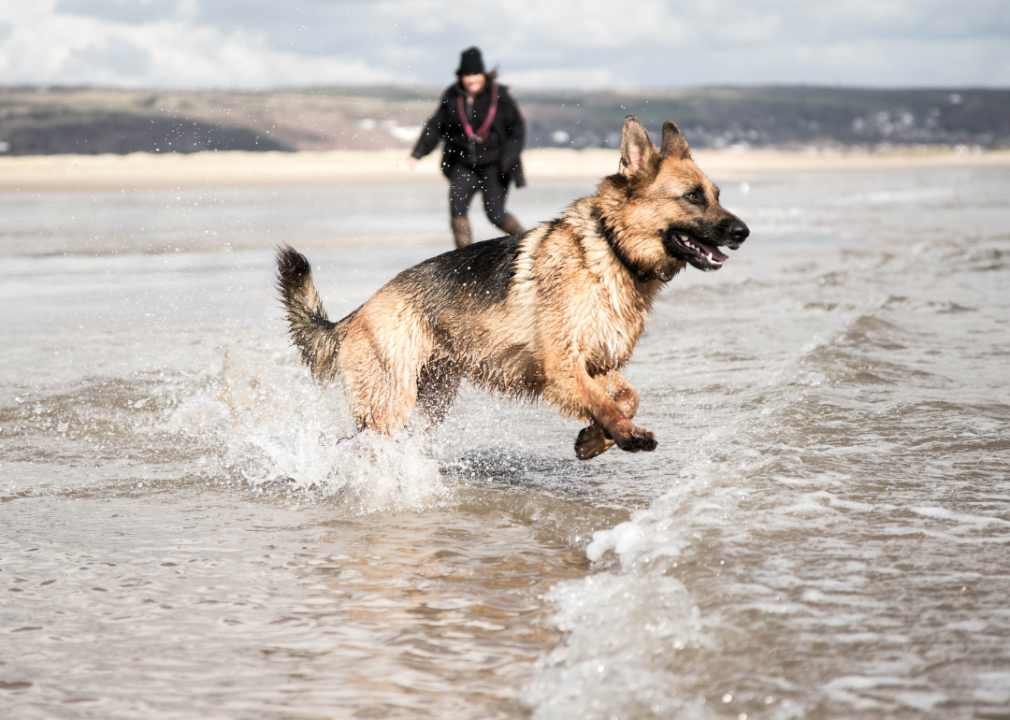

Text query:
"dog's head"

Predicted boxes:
[[599, 116, 749, 279]]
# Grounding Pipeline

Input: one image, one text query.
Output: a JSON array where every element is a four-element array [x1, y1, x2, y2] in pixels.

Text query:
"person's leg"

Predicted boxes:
[[449, 165, 480, 247], [479, 166, 525, 236], [450, 218, 472, 248]]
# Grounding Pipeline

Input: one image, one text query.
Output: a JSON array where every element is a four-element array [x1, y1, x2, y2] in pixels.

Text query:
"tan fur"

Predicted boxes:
[[277, 116, 748, 458]]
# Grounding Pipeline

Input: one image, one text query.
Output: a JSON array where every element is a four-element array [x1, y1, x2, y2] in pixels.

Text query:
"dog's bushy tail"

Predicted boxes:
[[275, 245, 353, 383]]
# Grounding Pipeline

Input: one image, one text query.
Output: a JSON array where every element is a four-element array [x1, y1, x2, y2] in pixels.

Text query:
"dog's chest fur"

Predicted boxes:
[[509, 198, 660, 376]]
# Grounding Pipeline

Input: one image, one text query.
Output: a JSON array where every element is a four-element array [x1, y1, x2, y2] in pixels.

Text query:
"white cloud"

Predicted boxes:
[[502, 67, 627, 90], [0, 0, 1006, 88], [0, 0, 397, 88], [55, 0, 180, 26], [66, 37, 152, 78]]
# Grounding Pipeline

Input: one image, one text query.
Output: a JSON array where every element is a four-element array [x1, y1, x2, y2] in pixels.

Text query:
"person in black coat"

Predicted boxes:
[[410, 47, 526, 247]]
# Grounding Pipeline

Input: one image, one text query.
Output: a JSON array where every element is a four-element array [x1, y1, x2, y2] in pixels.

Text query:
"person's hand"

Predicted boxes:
[[408, 156, 417, 171]]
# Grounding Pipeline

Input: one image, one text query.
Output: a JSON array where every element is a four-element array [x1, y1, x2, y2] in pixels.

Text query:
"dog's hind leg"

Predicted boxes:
[[416, 360, 461, 425], [574, 370, 640, 460], [345, 367, 419, 436], [337, 289, 435, 436]]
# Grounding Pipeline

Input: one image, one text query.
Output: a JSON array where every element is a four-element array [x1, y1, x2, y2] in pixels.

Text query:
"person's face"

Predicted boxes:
[[461, 74, 486, 96]]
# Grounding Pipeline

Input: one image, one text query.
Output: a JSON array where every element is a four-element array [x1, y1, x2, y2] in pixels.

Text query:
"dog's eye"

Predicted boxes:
[[684, 191, 703, 205]]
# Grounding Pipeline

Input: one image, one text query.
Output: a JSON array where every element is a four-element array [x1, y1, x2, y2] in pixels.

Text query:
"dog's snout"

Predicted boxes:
[[729, 220, 749, 245]]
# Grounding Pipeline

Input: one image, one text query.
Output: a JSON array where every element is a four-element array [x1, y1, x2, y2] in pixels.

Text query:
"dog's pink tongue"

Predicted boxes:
[[697, 240, 729, 263]]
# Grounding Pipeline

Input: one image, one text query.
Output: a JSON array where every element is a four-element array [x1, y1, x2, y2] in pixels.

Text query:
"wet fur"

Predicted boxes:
[[276, 117, 748, 459]]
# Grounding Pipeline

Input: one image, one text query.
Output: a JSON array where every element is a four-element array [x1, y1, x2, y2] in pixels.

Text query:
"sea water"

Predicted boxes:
[[2, 167, 1009, 719]]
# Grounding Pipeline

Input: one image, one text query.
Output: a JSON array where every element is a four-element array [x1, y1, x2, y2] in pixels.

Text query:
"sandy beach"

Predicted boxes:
[[1, 146, 1009, 192]]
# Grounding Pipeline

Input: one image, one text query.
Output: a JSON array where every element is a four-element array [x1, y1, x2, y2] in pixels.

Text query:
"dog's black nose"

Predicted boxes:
[[729, 220, 749, 245]]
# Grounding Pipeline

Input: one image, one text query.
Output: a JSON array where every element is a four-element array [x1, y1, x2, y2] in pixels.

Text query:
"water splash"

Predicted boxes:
[[164, 334, 452, 513]]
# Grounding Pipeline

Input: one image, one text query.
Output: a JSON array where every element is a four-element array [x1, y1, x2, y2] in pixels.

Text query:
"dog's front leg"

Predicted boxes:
[[575, 370, 640, 460], [546, 363, 656, 457]]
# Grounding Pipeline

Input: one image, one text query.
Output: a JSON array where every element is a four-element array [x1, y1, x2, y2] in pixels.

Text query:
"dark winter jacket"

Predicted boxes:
[[411, 80, 526, 188]]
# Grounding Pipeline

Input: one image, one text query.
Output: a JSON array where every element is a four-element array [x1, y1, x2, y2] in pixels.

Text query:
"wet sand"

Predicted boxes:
[[1, 147, 1008, 192]]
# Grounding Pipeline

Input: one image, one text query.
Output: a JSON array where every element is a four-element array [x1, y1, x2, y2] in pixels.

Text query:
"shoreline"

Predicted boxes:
[[0, 147, 1008, 192]]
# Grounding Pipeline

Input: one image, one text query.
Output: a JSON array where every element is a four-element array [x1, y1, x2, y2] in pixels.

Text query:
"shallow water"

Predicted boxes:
[[2, 167, 1009, 719]]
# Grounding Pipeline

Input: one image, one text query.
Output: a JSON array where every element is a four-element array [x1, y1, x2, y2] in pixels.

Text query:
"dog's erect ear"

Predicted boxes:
[[660, 121, 691, 160], [619, 116, 658, 179]]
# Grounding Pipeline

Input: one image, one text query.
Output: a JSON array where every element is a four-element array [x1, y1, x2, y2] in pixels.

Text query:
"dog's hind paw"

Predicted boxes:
[[616, 426, 657, 453], [575, 424, 615, 460]]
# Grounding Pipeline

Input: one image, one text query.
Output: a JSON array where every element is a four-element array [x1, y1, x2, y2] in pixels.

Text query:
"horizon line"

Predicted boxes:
[[2, 82, 1009, 95]]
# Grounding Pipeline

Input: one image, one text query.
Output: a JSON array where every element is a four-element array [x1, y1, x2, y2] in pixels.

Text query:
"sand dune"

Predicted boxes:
[[0, 146, 1007, 192]]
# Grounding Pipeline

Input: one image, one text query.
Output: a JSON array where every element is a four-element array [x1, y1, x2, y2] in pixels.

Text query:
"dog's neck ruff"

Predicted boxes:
[[594, 210, 662, 284]]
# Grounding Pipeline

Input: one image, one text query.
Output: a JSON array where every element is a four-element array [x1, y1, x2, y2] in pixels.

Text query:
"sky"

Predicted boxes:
[[0, 0, 1008, 90]]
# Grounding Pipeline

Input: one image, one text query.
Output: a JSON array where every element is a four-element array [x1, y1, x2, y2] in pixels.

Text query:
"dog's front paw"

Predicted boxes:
[[615, 425, 657, 453], [575, 424, 615, 460]]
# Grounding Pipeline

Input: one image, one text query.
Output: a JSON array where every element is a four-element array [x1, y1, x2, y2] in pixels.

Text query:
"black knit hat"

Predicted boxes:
[[456, 47, 485, 77]]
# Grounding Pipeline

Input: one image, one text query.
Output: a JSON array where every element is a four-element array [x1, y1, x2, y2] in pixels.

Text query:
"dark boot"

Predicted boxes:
[[498, 214, 525, 237], [451, 217, 472, 248]]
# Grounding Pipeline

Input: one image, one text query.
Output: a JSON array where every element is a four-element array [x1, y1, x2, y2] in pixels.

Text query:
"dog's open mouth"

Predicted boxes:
[[664, 232, 730, 272]]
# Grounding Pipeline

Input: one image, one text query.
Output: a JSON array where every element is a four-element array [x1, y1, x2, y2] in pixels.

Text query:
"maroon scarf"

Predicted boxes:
[[457, 82, 498, 144]]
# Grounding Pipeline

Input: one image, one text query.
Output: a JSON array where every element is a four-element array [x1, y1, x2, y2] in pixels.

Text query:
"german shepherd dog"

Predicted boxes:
[[276, 116, 748, 460]]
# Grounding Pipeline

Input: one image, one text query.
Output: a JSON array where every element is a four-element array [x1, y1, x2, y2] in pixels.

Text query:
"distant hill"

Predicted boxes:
[[520, 86, 1010, 150], [1, 85, 1007, 156]]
